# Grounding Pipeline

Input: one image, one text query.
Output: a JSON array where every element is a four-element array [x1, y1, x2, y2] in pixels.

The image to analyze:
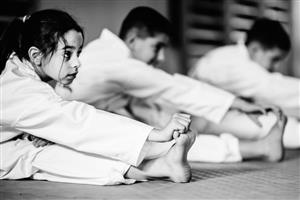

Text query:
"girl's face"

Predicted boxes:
[[40, 29, 83, 85]]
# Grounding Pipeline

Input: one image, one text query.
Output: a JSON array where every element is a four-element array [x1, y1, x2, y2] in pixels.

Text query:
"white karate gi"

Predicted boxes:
[[55, 29, 242, 162], [189, 43, 300, 148], [0, 55, 169, 185]]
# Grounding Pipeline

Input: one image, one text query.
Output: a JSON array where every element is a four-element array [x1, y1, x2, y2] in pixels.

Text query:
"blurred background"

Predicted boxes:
[[1, 0, 299, 77]]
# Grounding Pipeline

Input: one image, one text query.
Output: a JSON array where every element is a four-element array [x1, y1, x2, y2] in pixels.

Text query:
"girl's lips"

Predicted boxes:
[[64, 75, 76, 83], [67, 72, 78, 79]]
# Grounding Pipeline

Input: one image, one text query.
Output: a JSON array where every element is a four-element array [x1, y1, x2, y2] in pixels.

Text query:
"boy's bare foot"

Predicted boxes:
[[261, 112, 287, 162]]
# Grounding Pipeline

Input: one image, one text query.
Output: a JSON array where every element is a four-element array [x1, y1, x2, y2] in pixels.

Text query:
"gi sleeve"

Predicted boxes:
[[1, 79, 153, 166], [193, 58, 300, 118], [230, 64, 300, 118], [112, 59, 235, 123]]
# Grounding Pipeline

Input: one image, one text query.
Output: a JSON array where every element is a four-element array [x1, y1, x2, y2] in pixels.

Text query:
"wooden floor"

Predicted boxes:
[[1, 150, 299, 200]]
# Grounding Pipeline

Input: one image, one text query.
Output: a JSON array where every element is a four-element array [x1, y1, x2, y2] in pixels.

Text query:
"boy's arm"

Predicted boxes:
[[233, 63, 300, 117], [193, 58, 300, 118], [254, 72, 300, 118], [115, 59, 236, 124]]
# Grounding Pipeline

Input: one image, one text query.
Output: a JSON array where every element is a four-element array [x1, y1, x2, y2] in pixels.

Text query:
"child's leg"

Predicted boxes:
[[143, 141, 175, 160], [191, 109, 277, 139], [187, 134, 242, 163], [32, 144, 134, 185], [32, 132, 195, 185], [239, 113, 286, 162], [188, 113, 286, 163], [0, 139, 43, 179], [283, 117, 300, 149], [125, 131, 195, 183]]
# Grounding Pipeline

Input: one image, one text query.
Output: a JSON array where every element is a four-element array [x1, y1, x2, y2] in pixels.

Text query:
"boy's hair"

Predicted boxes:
[[245, 18, 290, 52], [119, 6, 172, 40], [0, 9, 84, 72]]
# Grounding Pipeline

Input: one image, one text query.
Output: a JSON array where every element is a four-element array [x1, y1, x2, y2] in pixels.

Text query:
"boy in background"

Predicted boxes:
[[189, 18, 299, 148]]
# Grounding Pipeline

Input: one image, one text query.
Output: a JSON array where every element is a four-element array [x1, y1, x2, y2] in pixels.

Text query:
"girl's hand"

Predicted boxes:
[[31, 136, 54, 147], [22, 134, 54, 147], [148, 113, 192, 142]]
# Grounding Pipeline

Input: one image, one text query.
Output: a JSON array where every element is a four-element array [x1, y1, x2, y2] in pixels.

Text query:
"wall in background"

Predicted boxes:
[[183, 0, 293, 75], [36, 0, 168, 45], [1, 0, 298, 77], [0, 0, 37, 37], [291, 0, 300, 77]]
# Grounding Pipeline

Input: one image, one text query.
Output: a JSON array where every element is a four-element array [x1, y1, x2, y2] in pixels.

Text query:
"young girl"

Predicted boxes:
[[0, 9, 195, 185]]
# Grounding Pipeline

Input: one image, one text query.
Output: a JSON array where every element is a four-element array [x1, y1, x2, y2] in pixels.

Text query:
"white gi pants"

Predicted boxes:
[[1, 139, 134, 185], [0, 133, 242, 185], [283, 117, 300, 149]]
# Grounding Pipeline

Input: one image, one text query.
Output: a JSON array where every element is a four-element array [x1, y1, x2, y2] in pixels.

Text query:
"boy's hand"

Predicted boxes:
[[148, 113, 192, 142], [247, 113, 263, 127], [231, 98, 266, 115], [22, 134, 54, 147], [246, 105, 283, 128]]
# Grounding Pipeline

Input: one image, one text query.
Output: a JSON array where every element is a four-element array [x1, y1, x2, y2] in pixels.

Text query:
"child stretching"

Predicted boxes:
[[189, 18, 299, 148], [55, 7, 286, 163], [0, 9, 195, 185]]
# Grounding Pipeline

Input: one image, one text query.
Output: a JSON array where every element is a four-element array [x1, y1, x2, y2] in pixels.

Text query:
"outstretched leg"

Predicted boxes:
[[239, 111, 287, 162], [191, 110, 277, 140], [188, 111, 286, 163]]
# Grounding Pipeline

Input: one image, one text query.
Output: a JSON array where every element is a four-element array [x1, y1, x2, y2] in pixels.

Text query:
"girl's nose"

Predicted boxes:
[[72, 57, 81, 69]]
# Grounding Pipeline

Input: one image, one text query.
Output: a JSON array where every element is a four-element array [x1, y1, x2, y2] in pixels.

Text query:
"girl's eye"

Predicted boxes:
[[63, 51, 72, 60], [77, 50, 82, 57]]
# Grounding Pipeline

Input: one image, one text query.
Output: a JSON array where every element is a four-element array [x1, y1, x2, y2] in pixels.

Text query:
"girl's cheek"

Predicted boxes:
[[61, 69, 69, 79]]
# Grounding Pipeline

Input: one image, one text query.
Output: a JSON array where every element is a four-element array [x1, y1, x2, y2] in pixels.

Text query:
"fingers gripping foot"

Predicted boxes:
[[150, 113, 192, 142]]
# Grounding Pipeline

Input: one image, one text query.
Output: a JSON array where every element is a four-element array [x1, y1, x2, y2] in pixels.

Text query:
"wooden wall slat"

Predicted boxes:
[[183, 0, 291, 71]]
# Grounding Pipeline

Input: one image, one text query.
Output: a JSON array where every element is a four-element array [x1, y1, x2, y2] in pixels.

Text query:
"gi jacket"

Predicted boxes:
[[0, 55, 153, 166]]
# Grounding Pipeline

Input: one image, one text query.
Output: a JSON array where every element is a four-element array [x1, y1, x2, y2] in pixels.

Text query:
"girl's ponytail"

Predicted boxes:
[[0, 17, 24, 73], [0, 10, 84, 74]]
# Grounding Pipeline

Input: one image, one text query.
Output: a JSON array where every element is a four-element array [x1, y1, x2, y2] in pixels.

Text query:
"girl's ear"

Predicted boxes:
[[28, 47, 42, 67]]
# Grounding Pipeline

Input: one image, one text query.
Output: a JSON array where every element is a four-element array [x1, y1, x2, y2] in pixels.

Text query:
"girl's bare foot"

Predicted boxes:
[[132, 131, 196, 183], [165, 131, 196, 182]]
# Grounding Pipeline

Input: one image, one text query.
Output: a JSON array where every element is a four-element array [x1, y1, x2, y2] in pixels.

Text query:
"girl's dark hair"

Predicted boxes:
[[0, 9, 84, 73], [119, 6, 172, 40]]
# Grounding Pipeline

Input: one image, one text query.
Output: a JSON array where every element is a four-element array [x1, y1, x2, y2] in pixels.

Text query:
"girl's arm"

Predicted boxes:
[[2, 77, 153, 166]]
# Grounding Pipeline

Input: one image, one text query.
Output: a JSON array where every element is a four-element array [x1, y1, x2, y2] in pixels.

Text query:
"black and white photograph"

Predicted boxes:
[[0, 0, 299, 199]]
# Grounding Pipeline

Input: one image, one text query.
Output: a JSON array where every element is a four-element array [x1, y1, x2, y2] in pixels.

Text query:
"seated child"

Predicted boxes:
[[0, 9, 196, 185], [189, 18, 300, 148]]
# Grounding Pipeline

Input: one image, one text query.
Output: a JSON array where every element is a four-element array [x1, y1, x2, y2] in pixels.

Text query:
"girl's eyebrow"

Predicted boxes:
[[63, 45, 76, 50]]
